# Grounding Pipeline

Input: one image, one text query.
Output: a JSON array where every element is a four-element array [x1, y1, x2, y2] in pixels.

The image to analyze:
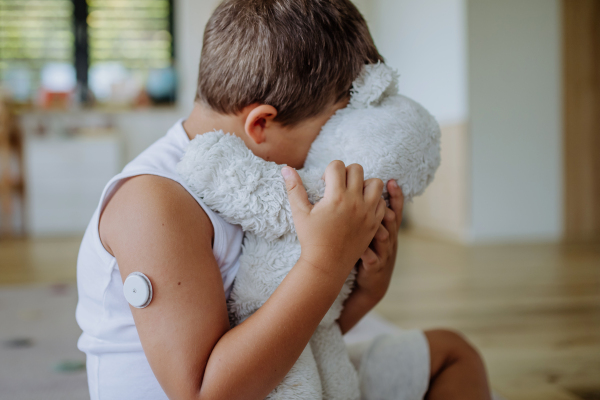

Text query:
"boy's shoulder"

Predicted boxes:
[[99, 175, 214, 259]]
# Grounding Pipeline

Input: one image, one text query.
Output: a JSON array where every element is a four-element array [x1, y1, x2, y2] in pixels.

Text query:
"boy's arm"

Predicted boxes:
[[337, 180, 404, 334], [100, 163, 385, 400]]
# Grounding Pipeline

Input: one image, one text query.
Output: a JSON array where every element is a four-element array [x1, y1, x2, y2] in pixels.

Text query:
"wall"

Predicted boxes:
[[407, 123, 470, 242], [365, 0, 471, 241], [468, 0, 562, 242], [368, 0, 468, 125], [174, 0, 221, 117], [365, 0, 563, 243]]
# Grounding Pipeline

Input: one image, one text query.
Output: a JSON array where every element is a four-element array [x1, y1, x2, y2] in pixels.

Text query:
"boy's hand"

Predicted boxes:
[[355, 180, 404, 302], [282, 161, 386, 278]]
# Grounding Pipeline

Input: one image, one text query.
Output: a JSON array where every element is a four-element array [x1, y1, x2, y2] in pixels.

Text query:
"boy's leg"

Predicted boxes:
[[424, 329, 492, 400]]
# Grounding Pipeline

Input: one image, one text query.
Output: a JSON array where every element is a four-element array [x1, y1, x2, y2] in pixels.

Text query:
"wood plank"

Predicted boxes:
[[563, 0, 600, 241]]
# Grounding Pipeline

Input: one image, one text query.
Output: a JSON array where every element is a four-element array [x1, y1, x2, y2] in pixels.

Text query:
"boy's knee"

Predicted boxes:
[[424, 329, 484, 377]]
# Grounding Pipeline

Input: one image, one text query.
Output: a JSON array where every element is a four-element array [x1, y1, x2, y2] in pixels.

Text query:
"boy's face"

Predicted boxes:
[[247, 100, 348, 169]]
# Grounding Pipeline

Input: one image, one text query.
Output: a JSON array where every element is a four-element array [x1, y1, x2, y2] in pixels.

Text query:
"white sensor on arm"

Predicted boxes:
[[123, 272, 153, 308]]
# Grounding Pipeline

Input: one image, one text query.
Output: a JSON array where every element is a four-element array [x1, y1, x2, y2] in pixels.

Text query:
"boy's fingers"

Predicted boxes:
[[346, 164, 364, 193], [387, 180, 404, 229], [282, 167, 311, 215], [364, 178, 384, 205], [323, 160, 347, 198], [382, 208, 397, 238], [375, 198, 386, 223], [372, 223, 393, 259], [360, 247, 380, 271], [374, 222, 390, 243]]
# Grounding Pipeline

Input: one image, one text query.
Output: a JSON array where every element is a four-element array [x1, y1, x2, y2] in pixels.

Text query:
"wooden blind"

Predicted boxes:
[[87, 0, 173, 72], [0, 0, 74, 85]]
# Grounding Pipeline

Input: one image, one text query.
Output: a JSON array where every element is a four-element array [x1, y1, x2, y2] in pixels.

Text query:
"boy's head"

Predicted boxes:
[[193, 0, 382, 168]]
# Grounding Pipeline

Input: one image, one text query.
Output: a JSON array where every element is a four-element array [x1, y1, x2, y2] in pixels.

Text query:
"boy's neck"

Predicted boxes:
[[182, 102, 245, 141]]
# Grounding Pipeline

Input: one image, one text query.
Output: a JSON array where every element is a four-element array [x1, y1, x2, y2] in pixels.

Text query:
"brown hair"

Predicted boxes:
[[196, 0, 383, 126]]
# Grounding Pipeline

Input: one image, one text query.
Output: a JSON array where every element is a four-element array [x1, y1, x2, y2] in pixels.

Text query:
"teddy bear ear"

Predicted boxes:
[[349, 62, 399, 109]]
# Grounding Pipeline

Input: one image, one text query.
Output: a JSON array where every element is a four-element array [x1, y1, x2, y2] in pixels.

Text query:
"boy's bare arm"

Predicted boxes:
[[100, 175, 229, 400], [100, 162, 385, 400]]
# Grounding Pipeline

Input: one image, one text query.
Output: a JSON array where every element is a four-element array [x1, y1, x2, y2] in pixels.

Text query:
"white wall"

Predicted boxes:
[[351, 0, 372, 21], [366, 0, 563, 243], [174, 0, 221, 117], [467, 0, 562, 242], [368, 0, 468, 125], [407, 123, 471, 242], [364, 0, 471, 240]]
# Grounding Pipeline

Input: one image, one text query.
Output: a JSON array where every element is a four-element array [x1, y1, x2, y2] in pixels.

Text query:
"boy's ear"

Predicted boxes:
[[244, 104, 278, 144]]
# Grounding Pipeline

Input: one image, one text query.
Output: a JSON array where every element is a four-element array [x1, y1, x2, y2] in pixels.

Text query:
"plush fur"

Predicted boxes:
[[177, 63, 441, 400]]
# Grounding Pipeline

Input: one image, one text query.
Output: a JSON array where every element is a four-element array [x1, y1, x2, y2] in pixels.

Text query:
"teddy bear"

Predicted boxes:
[[176, 63, 441, 400]]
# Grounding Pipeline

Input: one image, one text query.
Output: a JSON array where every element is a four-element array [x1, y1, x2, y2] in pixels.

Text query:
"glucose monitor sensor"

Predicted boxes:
[[123, 272, 153, 308]]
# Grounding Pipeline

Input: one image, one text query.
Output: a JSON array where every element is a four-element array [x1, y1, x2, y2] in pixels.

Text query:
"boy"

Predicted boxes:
[[76, 0, 491, 399]]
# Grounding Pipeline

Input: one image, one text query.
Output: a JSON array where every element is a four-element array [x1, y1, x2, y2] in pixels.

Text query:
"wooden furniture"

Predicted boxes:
[[0, 96, 25, 237], [563, 0, 600, 242]]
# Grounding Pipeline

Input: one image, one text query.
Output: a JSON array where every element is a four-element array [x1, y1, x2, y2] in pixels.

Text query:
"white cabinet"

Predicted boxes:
[[25, 136, 121, 236]]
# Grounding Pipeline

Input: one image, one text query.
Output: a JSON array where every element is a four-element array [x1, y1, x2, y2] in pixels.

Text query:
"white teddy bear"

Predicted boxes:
[[177, 63, 441, 400]]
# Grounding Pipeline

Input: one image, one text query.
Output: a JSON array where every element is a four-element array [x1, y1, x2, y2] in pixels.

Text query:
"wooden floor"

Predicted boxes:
[[0, 236, 82, 284], [0, 233, 599, 400], [377, 234, 600, 400]]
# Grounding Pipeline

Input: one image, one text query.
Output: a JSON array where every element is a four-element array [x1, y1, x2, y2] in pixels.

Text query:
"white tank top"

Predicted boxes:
[[76, 120, 243, 400]]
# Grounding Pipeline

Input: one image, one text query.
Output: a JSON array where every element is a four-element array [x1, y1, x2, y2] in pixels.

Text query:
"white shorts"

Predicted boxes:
[[346, 329, 430, 400]]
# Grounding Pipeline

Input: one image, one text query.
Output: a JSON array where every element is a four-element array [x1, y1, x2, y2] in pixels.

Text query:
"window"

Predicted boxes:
[[0, 0, 175, 107], [87, 0, 173, 70], [0, 0, 75, 101]]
